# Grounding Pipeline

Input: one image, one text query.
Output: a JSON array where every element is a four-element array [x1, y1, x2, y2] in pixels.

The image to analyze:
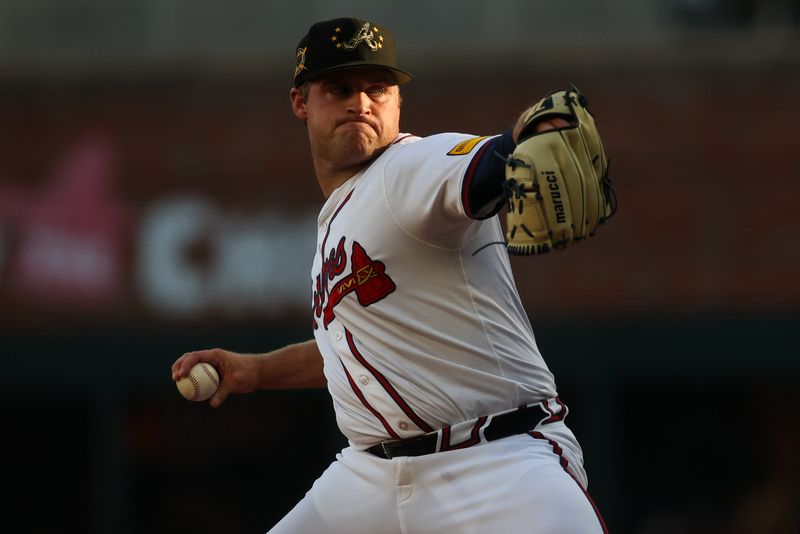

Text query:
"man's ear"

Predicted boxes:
[[290, 87, 307, 121]]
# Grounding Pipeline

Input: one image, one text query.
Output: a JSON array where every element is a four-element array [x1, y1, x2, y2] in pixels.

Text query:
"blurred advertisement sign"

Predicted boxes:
[[138, 197, 314, 318], [0, 131, 126, 306], [0, 131, 316, 324]]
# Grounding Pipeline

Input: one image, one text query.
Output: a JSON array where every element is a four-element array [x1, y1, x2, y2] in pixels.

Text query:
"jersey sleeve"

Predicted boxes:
[[382, 132, 498, 248], [463, 129, 516, 220]]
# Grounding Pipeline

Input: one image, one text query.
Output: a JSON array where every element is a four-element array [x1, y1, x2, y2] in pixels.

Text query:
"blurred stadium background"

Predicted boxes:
[[2, 0, 799, 532]]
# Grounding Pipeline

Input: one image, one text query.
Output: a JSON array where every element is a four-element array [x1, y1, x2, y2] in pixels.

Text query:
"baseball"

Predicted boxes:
[[176, 362, 220, 402]]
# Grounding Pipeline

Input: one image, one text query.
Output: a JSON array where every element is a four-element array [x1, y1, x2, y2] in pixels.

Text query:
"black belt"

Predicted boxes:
[[366, 402, 554, 459]]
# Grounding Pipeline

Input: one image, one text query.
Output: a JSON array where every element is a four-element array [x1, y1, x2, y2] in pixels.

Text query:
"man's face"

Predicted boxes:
[[292, 68, 401, 169]]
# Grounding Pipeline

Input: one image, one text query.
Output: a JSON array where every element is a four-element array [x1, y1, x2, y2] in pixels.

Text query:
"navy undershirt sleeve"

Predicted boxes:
[[462, 128, 516, 220]]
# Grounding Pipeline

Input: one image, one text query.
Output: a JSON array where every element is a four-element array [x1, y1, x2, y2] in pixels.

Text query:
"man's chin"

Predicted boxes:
[[338, 132, 378, 156]]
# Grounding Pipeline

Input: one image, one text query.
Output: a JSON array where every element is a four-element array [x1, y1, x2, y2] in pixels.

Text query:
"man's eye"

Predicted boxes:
[[368, 86, 387, 96]]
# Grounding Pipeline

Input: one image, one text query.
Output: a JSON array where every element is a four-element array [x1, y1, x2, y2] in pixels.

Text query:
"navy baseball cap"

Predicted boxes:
[[293, 17, 413, 88]]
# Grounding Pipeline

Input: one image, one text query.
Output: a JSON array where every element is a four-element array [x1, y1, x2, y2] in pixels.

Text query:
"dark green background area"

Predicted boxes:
[[5, 315, 797, 533]]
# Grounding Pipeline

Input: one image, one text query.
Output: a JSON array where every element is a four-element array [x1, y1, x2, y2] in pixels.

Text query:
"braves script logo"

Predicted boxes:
[[313, 238, 396, 328]]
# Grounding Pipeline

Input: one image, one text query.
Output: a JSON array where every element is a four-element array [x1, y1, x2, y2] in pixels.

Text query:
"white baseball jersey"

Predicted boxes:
[[275, 132, 607, 534], [310, 132, 559, 450]]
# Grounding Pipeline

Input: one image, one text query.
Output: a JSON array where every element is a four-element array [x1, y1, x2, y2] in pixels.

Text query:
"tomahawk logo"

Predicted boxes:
[[315, 240, 396, 328]]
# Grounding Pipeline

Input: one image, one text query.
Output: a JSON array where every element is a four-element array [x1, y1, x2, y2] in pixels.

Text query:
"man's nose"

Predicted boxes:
[[346, 91, 371, 115]]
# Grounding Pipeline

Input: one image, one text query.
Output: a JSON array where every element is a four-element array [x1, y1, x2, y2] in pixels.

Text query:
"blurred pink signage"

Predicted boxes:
[[0, 131, 126, 307]]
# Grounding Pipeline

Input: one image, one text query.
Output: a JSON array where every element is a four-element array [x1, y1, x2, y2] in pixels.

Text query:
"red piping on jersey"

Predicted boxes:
[[460, 139, 493, 219], [320, 189, 355, 259], [440, 416, 488, 452], [528, 431, 609, 534], [315, 190, 355, 330], [345, 329, 435, 433], [341, 358, 401, 440], [542, 396, 568, 424]]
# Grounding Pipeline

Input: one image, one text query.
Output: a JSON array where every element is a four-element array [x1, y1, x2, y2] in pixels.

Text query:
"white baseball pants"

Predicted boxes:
[[268, 428, 606, 533]]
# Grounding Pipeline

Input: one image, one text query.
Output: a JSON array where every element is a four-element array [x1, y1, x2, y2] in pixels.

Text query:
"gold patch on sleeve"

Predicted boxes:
[[447, 136, 490, 156]]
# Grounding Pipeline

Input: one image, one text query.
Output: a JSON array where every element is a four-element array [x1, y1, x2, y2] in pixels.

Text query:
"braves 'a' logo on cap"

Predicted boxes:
[[331, 22, 384, 52]]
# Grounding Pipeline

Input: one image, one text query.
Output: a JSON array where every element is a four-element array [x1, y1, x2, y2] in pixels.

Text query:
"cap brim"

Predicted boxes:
[[298, 63, 413, 87]]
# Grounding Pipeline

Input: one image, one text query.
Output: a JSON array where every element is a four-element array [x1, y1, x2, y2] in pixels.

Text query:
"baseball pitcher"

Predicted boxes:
[[172, 17, 614, 533]]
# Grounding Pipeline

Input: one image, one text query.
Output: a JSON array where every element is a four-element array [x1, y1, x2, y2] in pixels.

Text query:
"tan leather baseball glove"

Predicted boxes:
[[504, 88, 616, 255]]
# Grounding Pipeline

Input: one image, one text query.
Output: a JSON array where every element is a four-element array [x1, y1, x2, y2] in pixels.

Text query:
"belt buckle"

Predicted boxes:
[[377, 433, 429, 459]]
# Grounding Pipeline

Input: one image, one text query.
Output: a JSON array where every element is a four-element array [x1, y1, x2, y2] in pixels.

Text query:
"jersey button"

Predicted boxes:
[[334, 331, 343, 341], [358, 375, 369, 385], [320, 222, 328, 232], [398, 421, 409, 431]]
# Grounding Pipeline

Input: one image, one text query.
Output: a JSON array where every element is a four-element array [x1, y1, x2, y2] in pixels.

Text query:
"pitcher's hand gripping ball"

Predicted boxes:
[[176, 363, 220, 402], [504, 89, 617, 255]]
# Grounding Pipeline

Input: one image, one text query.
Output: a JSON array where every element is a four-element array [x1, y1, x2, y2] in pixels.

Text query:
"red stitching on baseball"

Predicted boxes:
[[187, 374, 200, 398], [200, 364, 219, 387]]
